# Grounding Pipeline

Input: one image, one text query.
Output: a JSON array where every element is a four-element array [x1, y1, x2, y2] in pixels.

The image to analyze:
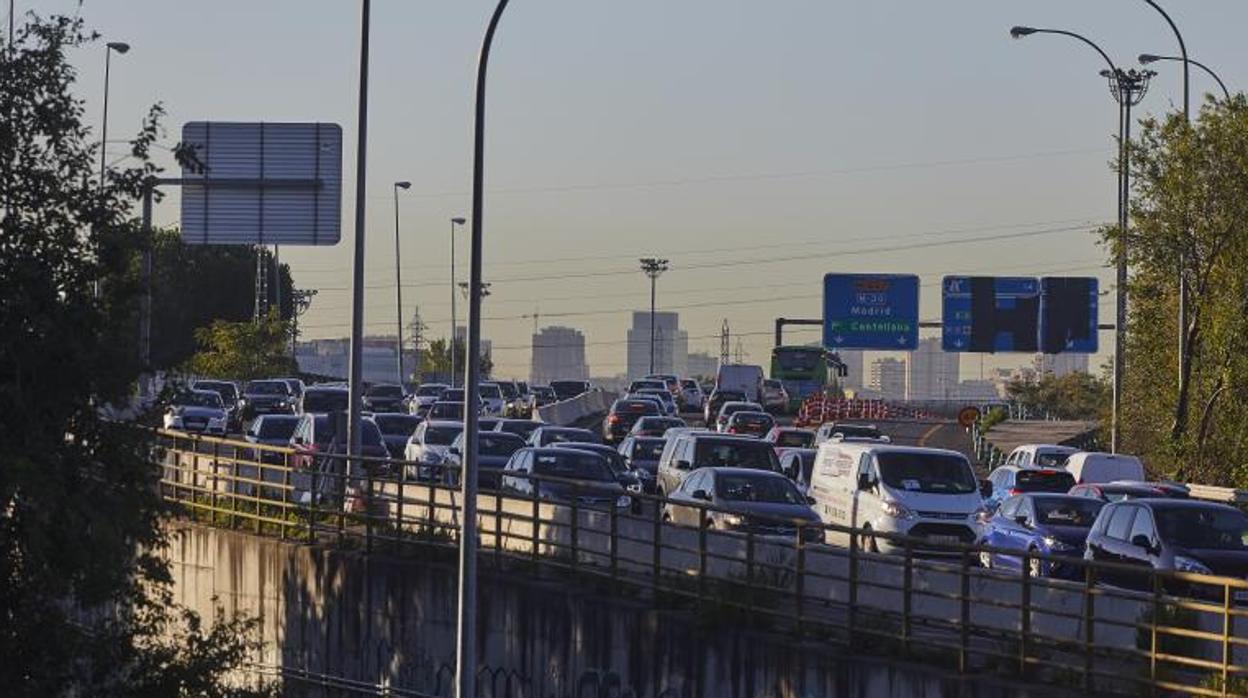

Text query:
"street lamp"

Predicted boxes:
[[1009, 26, 1152, 454], [1139, 54, 1229, 100], [393, 181, 412, 385], [449, 216, 466, 387], [100, 40, 130, 185], [639, 257, 669, 375]]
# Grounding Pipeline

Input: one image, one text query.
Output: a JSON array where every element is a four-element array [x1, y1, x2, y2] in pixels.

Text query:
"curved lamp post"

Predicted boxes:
[[449, 215, 466, 386], [1139, 53, 1229, 100], [100, 40, 130, 184]]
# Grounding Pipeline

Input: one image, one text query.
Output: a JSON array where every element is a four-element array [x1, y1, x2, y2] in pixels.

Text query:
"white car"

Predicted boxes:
[[478, 382, 506, 416], [408, 383, 449, 415], [679, 379, 704, 412], [403, 420, 465, 480], [163, 389, 229, 436], [1002, 444, 1079, 468]]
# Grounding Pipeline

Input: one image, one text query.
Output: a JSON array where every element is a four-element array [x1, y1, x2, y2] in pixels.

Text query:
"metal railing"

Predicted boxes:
[[154, 430, 1248, 697]]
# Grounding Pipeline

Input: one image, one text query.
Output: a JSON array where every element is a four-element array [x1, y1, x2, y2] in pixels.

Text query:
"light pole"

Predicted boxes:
[[449, 216, 466, 387], [1009, 26, 1151, 453], [1139, 54, 1229, 100], [458, 3, 510, 696], [346, 0, 372, 471], [639, 257, 669, 375], [100, 40, 130, 185], [393, 181, 411, 385]]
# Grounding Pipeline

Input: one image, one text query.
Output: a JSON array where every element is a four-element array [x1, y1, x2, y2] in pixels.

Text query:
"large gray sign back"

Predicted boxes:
[[179, 122, 342, 245]]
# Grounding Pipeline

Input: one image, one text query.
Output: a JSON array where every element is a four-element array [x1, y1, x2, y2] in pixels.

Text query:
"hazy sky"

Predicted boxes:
[[31, 0, 1248, 379]]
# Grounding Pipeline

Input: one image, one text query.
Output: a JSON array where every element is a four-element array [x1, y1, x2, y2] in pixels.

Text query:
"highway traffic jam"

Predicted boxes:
[[162, 365, 1248, 603]]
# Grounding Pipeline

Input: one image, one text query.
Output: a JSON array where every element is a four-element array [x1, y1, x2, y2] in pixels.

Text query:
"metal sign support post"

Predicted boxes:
[[346, 0, 371, 471]]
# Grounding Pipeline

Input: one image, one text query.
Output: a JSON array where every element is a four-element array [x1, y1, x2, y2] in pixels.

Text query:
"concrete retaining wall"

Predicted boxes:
[[535, 389, 617, 425]]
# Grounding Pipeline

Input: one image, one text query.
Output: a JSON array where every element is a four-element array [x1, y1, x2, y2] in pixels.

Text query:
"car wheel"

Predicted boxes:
[[1027, 551, 1043, 578], [979, 549, 992, 569]]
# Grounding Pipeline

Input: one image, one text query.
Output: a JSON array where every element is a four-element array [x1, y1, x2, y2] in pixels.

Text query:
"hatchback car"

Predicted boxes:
[[679, 379, 705, 412], [500, 447, 630, 511], [982, 466, 1077, 512], [403, 420, 465, 480], [656, 432, 780, 497], [528, 426, 599, 447], [979, 494, 1104, 578], [664, 467, 822, 542], [553, 442, 647, 499], [723, 410, 775, 438], [445, 430, 526, 489], [1085, 500, 1248, 595], [603, 398, 662, 442], [629, 415, 687, 438], [715, 401, 764, 432]]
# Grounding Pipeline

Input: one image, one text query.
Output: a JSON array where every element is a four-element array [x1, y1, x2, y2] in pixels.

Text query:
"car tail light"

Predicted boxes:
[[608, 414, 619, 424], [1008, 488, 1021, 496], [727, 427, 737, 434]]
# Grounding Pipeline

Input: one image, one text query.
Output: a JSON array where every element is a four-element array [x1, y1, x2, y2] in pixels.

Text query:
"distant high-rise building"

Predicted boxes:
[[907, 338, 959, 401], [454, 326, 493, 362], [530, 326, 588, 385], [869, 357, 907, 400], [835, 349, 865, 391], [686, 351, 719, 379], [626, 311, 687, 379], [1034, 352, 1090, 378]]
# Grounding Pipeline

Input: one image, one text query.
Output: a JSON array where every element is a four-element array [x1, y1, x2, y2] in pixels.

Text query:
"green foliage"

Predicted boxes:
[[0, 15, 269, 694], [186, 312, 298, 381], [1106, 96, 1248, 484], [1005, 370, 1111, 422], [418, 336, 493, 382]]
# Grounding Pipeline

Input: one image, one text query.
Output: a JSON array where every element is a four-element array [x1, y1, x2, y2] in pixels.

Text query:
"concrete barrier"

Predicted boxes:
[[534, 389, 617, 425]]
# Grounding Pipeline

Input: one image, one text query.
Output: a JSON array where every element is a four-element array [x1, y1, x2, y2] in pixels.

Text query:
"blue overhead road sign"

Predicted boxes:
[[942, 276, 1040, 353], [1040, 277, 1099, 354], [823, 274, 920, 351]]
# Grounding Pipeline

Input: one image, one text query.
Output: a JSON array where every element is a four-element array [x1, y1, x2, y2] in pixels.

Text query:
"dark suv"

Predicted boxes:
[[603, 399, 661, 442], [655, 432, 779, 497], [363, 383, 405, 413]]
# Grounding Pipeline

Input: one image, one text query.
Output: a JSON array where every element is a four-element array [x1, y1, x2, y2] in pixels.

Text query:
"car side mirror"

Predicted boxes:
[[1131, 534, 1156, 554], [675, 459, 692, 471], [691, 489, 710, 501], [979, 480, 993, 498]]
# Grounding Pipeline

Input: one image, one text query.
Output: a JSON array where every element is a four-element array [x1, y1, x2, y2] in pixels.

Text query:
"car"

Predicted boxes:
[[714, 401, 764, 432], [549, 380, 591, 401], [278, 378, 306, 400], [289, 413, 388, 472], [163, 389, 229, 435], [435, 388, 484, 415], [814, 422, 886, 445], [500, 447, 631, 511], [664, 467, 822, 542], [445, 430, 526, 489], [703, 389, 746, 425], [300, 385, 349, 415], [763, 427, 817, 454], [1003, 444, 1080, 468], [635, 388, 677, 416], [527, 426, 599, 447], [493, 419, 543, 442], [644, 374, 681, 397], [553, 442, 647, 500], [1068, 481, 1191, 502], [779, 448, 818, 494], [979, 494, 1105, 578], [243, 414, 300, 464], [495, 380, 530, 418], [716, 364, 766, 403], [679, 379, 705, 412], [760, 379, 789, 414], [808, 442, 987, 554], [982, 466, 1077, 512], [1084, 499, 1248, 595], [628, 379, 668, 394], [603, 398, 662, 442], [722, 410, 775, 438], [625, 392, 666, 415], [427, 401, 465, 421], [408, 383, 448, 415], [531, 385, 557, 407], [362, 383, 406, 413], [403, 420, 465, 480], [191, 379, 242, 430], [478, 382, 506, 416], [617, 435, 666, 494], [655, 432, 780, 498], [240, 379, 297, 420], [629, 415, 686, 438], [371, 412, 423, 459], [1064, 452, 1146, 485]]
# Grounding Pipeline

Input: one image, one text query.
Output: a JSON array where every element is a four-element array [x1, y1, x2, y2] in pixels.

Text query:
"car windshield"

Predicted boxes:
[[876, 452, 976, 494], [480, 433, 523, 457], [827, 424, 881, 439], [1156, 507, 1248, 550], [1015, 470, 1076, 493], [1035, 452, 1072, 467], [424, 425, 463, 446], [179, 392, 223, 408], [776, 431, 815, 448], [632, 381, 665, 391], [1034, 498, 1103, 527], [255, 418, 297, 440], [374, 415, 420, 435], [245, 381, 289, 396], [416, 385, 445, 397], [533, 452, 613, 482], [717, 473, 804, 504], [630, 439, 666, 461], [498, 421, 540, 438], [303, 390, 348, 413], [480, 385, 502, 398], [197, 382, 237, 401], [367, 385, 403, 398], [693, 439, 777, 471]]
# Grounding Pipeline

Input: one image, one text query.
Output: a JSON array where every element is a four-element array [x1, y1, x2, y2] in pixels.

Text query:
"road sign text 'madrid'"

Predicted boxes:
[[823, 273, 920, 351]]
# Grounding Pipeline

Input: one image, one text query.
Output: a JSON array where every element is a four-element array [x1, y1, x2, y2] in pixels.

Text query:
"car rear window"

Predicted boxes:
[[1034, 498, 1103, 527], [776, 431, 815, 448], [533, 452, 613, 481], [256, 418, 298, 440], [693, 439, 777, 471], [542, 429, 593, 444], [424, 425, 463, 446], [616, 400, 658, 414], [480, 433, 523, 457], [416, 385, 445, 397], [734, 413, 772, 427], [1034, 452, 1072, 467], [246, 381, 290, 396], [630, 439, 666, 461], [367, 385, 403, 397], [303, 390, 348, 413], [498, 421, 540, 439], [826, 424, 881, 439], [1015, 470, 1076, 493]]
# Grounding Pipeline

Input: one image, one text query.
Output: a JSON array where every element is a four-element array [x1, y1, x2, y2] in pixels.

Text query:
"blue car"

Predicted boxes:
[[979, 493, 1104, 578]]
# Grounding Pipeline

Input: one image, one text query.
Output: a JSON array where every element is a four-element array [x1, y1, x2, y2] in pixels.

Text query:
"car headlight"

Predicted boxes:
[[1175, 555, 1212, 575], [626, 482, 643, 494], [881, 500, 916, 520], [973, 506, 993, 524], [720, 513, 745, 528], [1042, 535, 1075, 551], [615, 495, 632, 509]]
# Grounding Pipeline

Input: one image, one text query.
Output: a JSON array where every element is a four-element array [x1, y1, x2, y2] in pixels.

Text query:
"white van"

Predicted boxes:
[[1063, 452, 1145, 484], [716, 364, 765, 402], [809, 441, 987, 554], [1003, 444, 1078, 468]]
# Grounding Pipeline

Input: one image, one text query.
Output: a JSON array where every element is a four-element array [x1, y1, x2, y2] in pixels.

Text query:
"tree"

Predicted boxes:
[[1106, 96, 1248, 484], [1005, 370, 1111, 423], [186, 312, 298, 380], [0, 15, 269, 694], [417, 336, 493, 383]]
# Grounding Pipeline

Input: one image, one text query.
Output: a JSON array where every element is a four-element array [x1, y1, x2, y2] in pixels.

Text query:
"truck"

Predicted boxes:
[[715, 363, 765, 403]]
